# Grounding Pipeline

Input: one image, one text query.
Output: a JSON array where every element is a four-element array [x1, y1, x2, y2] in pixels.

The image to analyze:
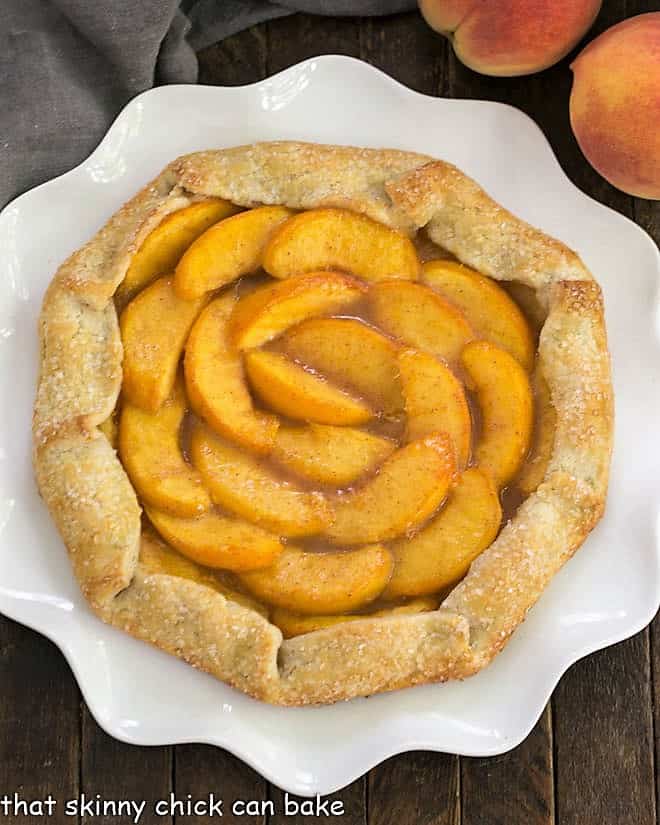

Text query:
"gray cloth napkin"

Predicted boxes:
[[1, 0, 415, 209]]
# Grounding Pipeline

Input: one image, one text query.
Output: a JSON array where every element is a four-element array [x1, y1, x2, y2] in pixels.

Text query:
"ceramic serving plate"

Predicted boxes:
[[1, 55, 659, 796]]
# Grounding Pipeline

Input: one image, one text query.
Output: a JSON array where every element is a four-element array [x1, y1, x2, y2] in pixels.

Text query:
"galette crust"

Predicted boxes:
[[33, 142, 613, 705]]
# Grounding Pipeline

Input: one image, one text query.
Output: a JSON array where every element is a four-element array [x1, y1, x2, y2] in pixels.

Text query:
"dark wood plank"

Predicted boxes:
[[0, 616, 80, 823], [198, 27, 267, 86], [175, 745, 267, 825], [266, 14, 361, 74], [368, 752, 459, 825], [641, 149, 660, 820], [650, 612, 660, 825], [461, 709, 554, 825], [554, 633, 655, 825], [80, 705, 172, 825], [360, 12, 446, 95], [269, 778, 365, 825], [633, 200, 660, 247]]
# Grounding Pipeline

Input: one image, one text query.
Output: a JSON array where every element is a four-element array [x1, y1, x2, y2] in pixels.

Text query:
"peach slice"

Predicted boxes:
[[139, 528, 268, 615], [271, 596, 438, 639], [120, 275, 207, 412], [146, 507, 281, 572], [422, 260, 534, 370], [326, 433, 455, 545], [461, 341, 533, 488], [244, 350, 373, 426], [281, 318, 403, 415], [191, 425, 333, 537], [263, 208, 420, 282], [383, 468, 502, 599], [272, 424, 396, 487], [184, 294, 278, 453], [174, 206, 293, 299], [517, 365, 557, 495], [398, 348, 471, 469], [228, 271, 366, 349], [368, 280, 473, 364], [240, 544, 393, 615], [119, 375, 210, 518], [116, 199, 239, 306]]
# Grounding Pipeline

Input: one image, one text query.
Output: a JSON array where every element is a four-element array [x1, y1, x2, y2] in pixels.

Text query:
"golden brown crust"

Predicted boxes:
[[33, 141, 613, 704], [277, 608, 470, 705], [34, 431, 141, 609], [387, 161, 590, 290], [172, 143, 430, 233], [101, 571, 283, 700]]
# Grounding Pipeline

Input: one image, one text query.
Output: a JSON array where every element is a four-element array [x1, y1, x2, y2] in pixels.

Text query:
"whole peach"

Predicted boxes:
[[570, 13, 660, 200], [419, 0, 602, 76]]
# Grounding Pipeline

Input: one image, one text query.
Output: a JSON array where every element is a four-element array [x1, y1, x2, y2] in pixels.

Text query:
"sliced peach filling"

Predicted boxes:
[[175, 206, 293, 299], [271, 424, 396, 487], [263, 207, 420, 282], [280, 317, 404, 416], [117, 198, 239, 307], [368, 279, 473, 364], [326, 434, 456, 545], [115, 200, 551, 636], [119, 374, 210, 518], [228, 271, 366, 349], [244, 350, 374, 427], [184, 294, 278, 454]]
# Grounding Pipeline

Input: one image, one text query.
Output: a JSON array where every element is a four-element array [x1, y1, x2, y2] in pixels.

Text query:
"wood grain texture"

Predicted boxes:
[[198, 27, 267, 85], [175, 746, 267, 825], [360, 12, 445, 95], [554, 634, 656, 825], [368, 752, 459, 825], [0, 617, 80, 824], [266, 14, 361, 73], [461, 710, 554, 825], [81, 706, 172, 825], [651, 613, 660, 825], [269, 779, 365, 824]]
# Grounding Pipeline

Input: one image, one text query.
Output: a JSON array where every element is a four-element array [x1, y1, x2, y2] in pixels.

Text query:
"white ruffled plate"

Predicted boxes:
[[1, 55, 659, 796]]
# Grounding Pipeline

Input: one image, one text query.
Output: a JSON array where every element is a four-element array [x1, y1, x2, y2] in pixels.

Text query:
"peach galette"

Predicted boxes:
[[33, 142, 613, 705]]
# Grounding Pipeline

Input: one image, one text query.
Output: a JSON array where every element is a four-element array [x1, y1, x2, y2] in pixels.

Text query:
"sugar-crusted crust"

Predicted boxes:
[[33, 142, 613, 705]]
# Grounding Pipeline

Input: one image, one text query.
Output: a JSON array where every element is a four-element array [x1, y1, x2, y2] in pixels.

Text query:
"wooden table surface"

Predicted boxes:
[[2, 2, 659, 822]]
